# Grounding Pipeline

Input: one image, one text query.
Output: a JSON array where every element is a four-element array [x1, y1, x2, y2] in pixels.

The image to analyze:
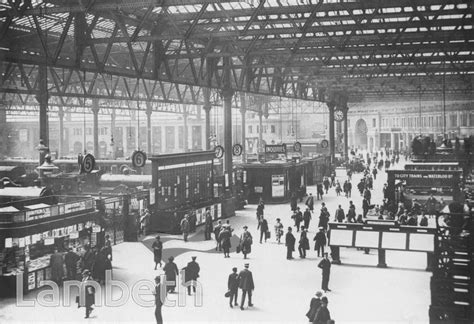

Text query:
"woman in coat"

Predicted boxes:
[[163, 256, 179, 293], [239, 226, 253, 259]]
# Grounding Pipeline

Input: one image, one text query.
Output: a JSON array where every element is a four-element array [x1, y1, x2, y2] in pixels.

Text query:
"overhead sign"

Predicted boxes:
[[392, 171, 458, 187], [265, 144, 287, 154], [132, 150, 147, 168]]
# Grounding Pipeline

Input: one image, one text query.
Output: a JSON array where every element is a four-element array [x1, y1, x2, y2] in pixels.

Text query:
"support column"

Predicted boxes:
[[222, 56, 234, 192], [92, 99, 100, 158], [390, 132, 396, 150], [58, 107, 65, 158], [0, 99, 7, 157], [37, 64, 49, 149], [146, 103, 152, 154], [258, 107, 263, 153], [240, 93, 247, 163], [110, 110, 116, 159], [377, 249, 387, 268], [327, 102, 336, 163], [183, 106, 189, 152], [203, 88, 212, 150], [343, 107, 349, 161]]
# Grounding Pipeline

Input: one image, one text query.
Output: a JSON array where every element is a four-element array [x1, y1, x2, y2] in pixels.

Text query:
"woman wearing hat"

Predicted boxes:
[[163, 256, 179, 293], [274, 218, 284, 244], [239, 226, 253, 259], [312, 296, 331, 324]]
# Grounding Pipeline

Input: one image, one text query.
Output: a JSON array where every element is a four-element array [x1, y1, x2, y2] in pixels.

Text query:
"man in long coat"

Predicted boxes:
[[184, 256, 200, 295], [163, 256, 179, 293], [152, 236, 163, 270], [227, 267, 239, 308], [65, 248, 79, 280], [50, 248, 64, 285], [313, 227, 327, 257], [305, 193, 315, 212], [238, 263, 254, 310], [153, 276, 165, 324], [180, 216, 190, 242], [204, 211, 213, 240], [303, 207, 312, 229], [318, 253, 331, 293], [285, 227, 296, 260], [306, 291, 323, 322]]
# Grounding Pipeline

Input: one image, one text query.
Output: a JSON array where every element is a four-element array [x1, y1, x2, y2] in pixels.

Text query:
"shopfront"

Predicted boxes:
[[0, 196, 101, 297]]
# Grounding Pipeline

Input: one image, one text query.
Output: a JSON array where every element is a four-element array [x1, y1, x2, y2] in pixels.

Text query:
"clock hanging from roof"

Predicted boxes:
[[334, 108, 345, 122]]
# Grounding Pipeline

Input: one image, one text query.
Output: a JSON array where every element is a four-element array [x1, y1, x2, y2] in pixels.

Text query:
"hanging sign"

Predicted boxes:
[[320, 140, 329, 149], [82, 154, 96, 173], [214, 145, 225, 159], [265, 144, 287, 154], [132, 150, 147, 168], [232, 144, 243, 156], [294, 141, 302, 152]]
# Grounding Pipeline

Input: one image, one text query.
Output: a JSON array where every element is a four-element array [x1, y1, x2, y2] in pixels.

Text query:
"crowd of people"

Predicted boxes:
[[47, 234, 114, 318]]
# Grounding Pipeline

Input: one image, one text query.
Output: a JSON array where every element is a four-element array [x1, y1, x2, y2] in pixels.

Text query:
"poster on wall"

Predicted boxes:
[[149, 188, 155, 205], [272, 175, 285, 198], [217, 204, 222, 219], [36, 270, 44, 288], [28, 272, 36, 290]]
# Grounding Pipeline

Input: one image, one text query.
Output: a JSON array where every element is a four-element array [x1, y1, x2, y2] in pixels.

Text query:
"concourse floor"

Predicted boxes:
[[0, 156, 431, 323]]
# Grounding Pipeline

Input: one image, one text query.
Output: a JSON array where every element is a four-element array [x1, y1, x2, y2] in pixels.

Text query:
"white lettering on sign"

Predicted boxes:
[[396, 173, 453, 179], [25, 208, 51, 221], [265, 145, 286, 153]]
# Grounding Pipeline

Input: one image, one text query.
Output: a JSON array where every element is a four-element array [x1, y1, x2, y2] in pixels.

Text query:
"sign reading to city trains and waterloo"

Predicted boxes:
[[392, 171, 459, 188]]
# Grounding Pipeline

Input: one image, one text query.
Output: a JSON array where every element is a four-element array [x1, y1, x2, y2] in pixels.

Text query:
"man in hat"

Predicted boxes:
[[65, 248, 80, 280], [152, 236, 163, 270], [50, 247, 64, 285], [303, 207, 312, 229], [104, 234, 113, 261], [220, 223, 232, 258], [204, 209, 213, 240], [313, 296, 331, 324], [306, 291, 323, 322], [305, 193, 314, 213], [140, 209, 151, 236], [313, 228, 327, 257], [239, 226, 253, 259], [227, 267, 239, 308], [214, 220, 223, 251], [180, 215, 190, 242], [318, 203, 330, 231], [334, 205, 345, 223], [184, 256, 200, 296], [285, 227, 296, 260], [79, 269, 96, 319], [318, 253, 331, 293], [153, 275, 165, 324], [257, 215, 269, 244], [238, 263, 254, 310], [163, 256, 179, 293]]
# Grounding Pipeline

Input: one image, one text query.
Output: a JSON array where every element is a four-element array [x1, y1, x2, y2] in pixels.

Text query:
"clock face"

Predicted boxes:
[[334, 109, 345, 122]]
